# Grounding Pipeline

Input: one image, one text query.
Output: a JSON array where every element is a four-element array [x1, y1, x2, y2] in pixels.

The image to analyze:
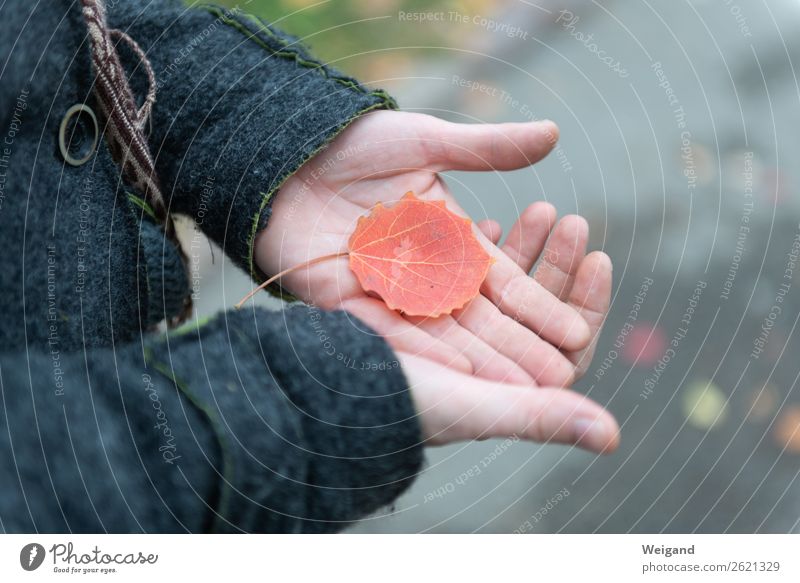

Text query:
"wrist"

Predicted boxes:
[[252, 178, 300, 281]]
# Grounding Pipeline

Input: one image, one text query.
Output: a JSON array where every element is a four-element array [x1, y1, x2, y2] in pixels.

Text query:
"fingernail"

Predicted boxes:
[[573, 417, 609, 452], [537, 119, 556, 129]]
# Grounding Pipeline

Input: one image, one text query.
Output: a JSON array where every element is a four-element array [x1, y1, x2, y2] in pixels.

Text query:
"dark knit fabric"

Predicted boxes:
[[136, 208, 191, 327], [110, 1, 397, 278], [0, 0, 422, 533], [0, 308, 421, 533]]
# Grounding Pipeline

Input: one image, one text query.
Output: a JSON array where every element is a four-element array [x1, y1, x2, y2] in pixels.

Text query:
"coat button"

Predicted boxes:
[[58, 104, 99, 166]]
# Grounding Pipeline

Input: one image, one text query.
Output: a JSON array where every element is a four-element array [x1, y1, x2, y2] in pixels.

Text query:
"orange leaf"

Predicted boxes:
[[348, 192, 494, 317]]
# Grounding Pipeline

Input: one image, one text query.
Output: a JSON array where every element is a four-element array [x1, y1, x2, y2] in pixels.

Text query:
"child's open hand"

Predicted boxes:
[[255, 111, 609, 388]]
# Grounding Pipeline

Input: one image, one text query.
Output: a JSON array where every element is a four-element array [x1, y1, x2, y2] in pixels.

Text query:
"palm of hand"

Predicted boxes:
[[255, 111, 609, 388]]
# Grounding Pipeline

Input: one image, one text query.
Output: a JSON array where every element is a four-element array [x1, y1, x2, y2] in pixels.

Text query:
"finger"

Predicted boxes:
[[403, 184, 590, 350], [341, 297, 473, 375], [453, 295, 575, 387], [534, 214, 589, 301], [429, 119, 560, 172], [477, 219, 502, 245], [502, 202, 556, 274], [480, 248, 591, 351], [405, 314, 536, 385], [565, 252, 613, 379], [405, 354, 619, 453]]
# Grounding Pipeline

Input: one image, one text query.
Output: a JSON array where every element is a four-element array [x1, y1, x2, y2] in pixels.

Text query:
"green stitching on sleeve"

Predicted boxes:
[[127, 192, 157, 221], [144, 346, 234, 533], [169, 314, 215, 337], [200, 4, 398, 107]]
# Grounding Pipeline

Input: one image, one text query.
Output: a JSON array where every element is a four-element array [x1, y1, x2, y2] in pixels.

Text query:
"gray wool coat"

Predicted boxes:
[[0, 0, 422, 533]]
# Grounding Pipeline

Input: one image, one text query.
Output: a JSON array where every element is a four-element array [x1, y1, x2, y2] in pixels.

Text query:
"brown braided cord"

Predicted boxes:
[[81, 0, 192, 325]]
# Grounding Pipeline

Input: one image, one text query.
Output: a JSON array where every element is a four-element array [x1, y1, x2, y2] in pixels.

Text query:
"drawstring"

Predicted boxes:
[[81, 0, 193, 325], [108, 29, 156, 132]]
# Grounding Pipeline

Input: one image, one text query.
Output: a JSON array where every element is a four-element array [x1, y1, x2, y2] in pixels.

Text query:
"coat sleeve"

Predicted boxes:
[[0, 307, 422, 533], [108, 1, 396, 279]]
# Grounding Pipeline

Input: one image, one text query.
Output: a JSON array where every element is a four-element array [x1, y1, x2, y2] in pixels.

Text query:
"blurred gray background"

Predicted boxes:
[[192, 0, 800, 532]]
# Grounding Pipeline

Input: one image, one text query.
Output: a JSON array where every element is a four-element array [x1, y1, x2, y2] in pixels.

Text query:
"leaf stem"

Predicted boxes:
[[235, 251, 350, 309]]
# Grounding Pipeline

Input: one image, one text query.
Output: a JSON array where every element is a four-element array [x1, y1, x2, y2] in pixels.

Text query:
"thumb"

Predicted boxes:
[[428, 119, 560, 172], [404, 353, 619, 453]]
